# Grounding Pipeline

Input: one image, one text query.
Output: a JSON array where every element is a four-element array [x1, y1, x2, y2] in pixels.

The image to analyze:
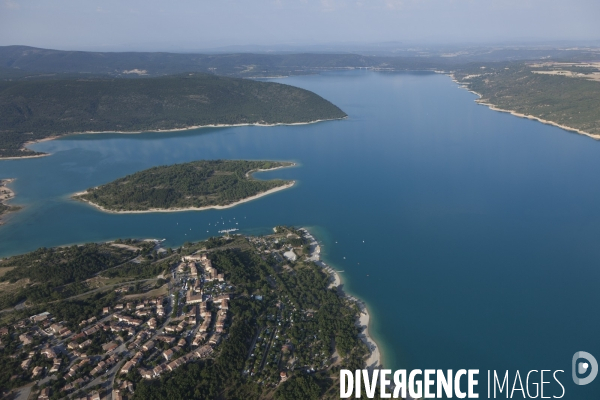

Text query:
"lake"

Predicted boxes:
[[1, 71, 598, 397]]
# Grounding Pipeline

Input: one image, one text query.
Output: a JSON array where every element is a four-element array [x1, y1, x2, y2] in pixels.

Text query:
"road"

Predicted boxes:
[[11, 383, 33, 400]]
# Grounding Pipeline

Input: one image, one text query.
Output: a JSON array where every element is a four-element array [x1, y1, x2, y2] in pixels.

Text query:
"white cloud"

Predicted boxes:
[[3, 0, 20, 10], [384, 0, 403, 10], [320, 0, 337, 11]]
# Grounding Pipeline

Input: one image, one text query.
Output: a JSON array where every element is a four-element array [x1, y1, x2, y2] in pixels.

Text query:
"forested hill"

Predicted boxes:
[[75, 160, 295, 212], [454, 62, 600, 137], [0, 73, 346, 158]]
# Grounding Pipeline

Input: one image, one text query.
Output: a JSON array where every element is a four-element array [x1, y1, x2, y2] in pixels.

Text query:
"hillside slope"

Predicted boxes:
[[454, 63, 600, 137]]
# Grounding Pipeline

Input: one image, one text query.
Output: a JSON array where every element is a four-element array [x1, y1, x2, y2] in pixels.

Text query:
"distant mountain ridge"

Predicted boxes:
[[2, 45, 599, 80], [0, 45, 442, 78], [0, 45, 375, 77]]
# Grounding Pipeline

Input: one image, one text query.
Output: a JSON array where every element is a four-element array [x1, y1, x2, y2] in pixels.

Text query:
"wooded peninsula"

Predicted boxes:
[[74, 160, 295, 213], [0, 73, 347, 158]]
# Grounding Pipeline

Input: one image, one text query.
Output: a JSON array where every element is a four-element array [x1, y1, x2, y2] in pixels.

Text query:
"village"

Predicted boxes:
[[1, 228, 371, 400], [3, 252, 232, 400]]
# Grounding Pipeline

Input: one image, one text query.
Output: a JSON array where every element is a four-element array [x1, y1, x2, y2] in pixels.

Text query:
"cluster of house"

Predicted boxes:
[[11, 313, 67, 382], [115, 254, 232, 386], [39, 387, 104, 400], [5, 252, 235, 400], [134, 342, 215, 380], [197, 294, 229, 333], [6, 295, 171, 399], [111, 380, 134, 400], [54, 298, 171, 397], [182, 253, 225, 282], [68, 390, 103, 400], [19, 345, 60, 379]]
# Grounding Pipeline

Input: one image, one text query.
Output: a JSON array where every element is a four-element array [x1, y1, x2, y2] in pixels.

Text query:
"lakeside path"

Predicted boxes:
[[0, 117, 347, 160], [301, 228, 383, 371], [446, 73, 600, 141], [72, 179, 296, 214]]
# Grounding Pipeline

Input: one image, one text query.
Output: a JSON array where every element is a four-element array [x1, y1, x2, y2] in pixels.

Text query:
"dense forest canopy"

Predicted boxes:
[[0, 73, 346, 158], [75, 160, 294, 211]]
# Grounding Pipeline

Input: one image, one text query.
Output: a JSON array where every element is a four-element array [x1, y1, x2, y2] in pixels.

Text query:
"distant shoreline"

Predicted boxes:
[[301, 228, 383, 371], [72, 173, 296, 214], [0, 117, 347, 160], [447, 73, 600, 140]]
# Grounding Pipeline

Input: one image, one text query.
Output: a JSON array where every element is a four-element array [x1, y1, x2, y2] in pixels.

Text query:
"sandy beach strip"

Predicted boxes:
[[0, 153, 50, 161], [301, 228, 383, 371], [358, 302, 382, 370], [73, 181, 295, 214], [75, 117, 345, 135], [245, 162, 296, 178]]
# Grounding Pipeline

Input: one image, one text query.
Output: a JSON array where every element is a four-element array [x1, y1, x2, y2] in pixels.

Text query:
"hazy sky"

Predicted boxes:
[[1, 0, 599, 51]]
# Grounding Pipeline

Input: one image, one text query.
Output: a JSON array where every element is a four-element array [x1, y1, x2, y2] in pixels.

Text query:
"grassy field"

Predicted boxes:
[[123, 283, 168, 300]]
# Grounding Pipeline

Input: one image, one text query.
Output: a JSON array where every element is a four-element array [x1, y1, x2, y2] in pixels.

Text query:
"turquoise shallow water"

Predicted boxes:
[[1, 71, 599, 397]]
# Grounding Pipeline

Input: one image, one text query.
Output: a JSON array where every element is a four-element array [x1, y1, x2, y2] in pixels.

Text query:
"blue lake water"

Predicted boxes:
[[1, 71, 599, 397]]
